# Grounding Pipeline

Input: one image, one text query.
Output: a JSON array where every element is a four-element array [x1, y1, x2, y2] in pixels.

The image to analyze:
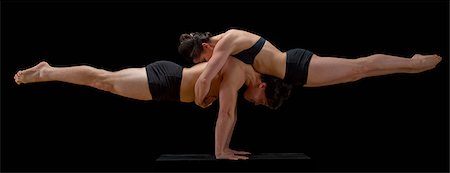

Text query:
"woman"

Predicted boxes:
[[178, 28, 443, 107]]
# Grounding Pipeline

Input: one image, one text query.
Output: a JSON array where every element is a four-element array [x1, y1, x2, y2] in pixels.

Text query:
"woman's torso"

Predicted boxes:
[[219, 29, 287, 79]]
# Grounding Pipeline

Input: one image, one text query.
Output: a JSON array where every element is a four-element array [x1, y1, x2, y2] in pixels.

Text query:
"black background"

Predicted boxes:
[[2, 0, 449, 172]]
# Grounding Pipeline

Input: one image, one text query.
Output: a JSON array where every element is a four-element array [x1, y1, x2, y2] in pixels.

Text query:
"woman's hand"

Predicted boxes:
[[195, 96, 216, 108], [204, 96, 217, 107], [194, 78, 212, 108]]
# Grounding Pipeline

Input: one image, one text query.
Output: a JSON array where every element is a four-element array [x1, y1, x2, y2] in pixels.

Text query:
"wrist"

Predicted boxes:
[[215, 148, 226, 155], [215, 151, 223, 157]]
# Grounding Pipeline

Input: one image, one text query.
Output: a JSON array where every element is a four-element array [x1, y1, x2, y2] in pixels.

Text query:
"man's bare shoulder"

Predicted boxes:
[[220, 57, 246, 75]]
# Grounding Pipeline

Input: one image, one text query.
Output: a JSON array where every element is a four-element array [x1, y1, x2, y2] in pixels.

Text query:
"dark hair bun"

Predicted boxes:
[[179, 33, 193, 43]]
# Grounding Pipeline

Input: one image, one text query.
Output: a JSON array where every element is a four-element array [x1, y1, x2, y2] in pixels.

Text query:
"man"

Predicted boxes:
[[14, 56, 292, 160]]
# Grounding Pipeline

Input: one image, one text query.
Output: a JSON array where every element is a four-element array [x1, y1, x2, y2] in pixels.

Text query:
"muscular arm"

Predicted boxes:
[[215, 84, 238, 158], [225, 108, 237, 149], [214, 60, 248, 160], [223, 109, 250, 155], [195, 32, 238, 107]]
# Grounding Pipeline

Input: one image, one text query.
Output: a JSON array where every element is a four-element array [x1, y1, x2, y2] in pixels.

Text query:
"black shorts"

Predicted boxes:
[[284, 48, 314, 86], [145, 61, 182, 102]]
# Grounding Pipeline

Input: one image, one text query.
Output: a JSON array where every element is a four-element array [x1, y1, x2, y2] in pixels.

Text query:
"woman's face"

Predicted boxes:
[[193, 43, 214, 63]]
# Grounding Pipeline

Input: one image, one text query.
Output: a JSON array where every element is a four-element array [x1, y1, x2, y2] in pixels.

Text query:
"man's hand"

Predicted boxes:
[[215, 151, 249, 160], [226, 148, 251, 155], [215, 148, 251, 160]]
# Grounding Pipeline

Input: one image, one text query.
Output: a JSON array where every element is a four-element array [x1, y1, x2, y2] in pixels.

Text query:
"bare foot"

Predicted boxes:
[[410, 54, 442, 73], [14, 61, 51, 85]]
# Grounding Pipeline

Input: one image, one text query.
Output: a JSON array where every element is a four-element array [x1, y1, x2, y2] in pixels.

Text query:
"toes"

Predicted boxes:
[[433, 55, 442, 63], [14, 72, 22, 84]]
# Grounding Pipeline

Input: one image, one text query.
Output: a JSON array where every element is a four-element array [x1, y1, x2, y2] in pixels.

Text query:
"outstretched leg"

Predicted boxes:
[[14, 61, 152, 100], [305, 54, 442, 87]]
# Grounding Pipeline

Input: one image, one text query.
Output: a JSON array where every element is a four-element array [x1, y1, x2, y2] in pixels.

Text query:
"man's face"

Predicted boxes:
[[243, 83, 268, 107]]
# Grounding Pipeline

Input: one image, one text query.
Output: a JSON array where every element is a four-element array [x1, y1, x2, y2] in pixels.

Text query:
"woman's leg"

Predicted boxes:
[[14, 61, 152, 100], [305, 54, 442, 87]]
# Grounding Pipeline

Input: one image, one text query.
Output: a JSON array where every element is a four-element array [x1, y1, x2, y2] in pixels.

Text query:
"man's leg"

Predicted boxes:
[[305, 54, 442, 87], [14, 61, 152, 100]]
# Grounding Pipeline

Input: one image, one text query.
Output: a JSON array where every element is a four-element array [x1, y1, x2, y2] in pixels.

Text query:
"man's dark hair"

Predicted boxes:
[[178, 32, 212, 63], [261, 74, 293, 110]]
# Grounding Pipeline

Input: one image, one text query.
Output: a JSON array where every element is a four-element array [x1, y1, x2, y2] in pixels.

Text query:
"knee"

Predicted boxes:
[[350, 58, 373, 81], [366, 53, 388, 62], [352, 53, 390, 80], [90, 70, 116, 93]]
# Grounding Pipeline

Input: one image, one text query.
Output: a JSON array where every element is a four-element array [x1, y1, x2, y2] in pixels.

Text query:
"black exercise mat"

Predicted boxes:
[[156, 153, 310, 161]]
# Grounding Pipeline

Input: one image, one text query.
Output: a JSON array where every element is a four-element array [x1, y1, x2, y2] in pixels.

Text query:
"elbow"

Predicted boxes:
[[198, 77, 208, 85]]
